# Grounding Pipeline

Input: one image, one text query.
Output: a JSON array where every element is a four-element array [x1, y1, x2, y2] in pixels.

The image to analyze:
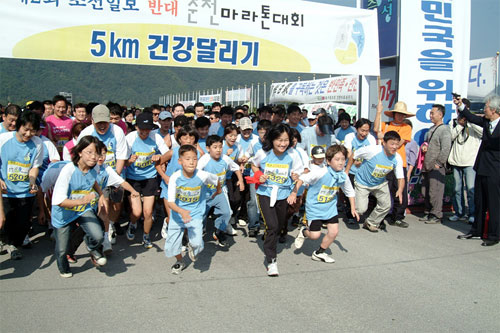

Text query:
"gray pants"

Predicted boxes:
[[355, 181, 391, 227], [422, 168, 446, 219]]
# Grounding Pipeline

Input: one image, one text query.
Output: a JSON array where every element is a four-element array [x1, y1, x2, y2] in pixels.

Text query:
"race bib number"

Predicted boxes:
[[317, 185, 338, 203], [264, 163, 289, 184], [371, 164, 393, 178], [66, 190, 95, 212], [176, 186, 201, 203], [7, 161, 30, 182], [208, 170, 226, 189], [134, 151, 154, 168], [105, 151, 116, 168]]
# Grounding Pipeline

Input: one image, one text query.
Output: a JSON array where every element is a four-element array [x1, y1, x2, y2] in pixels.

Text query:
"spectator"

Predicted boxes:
[[420, 104, 452, 224]]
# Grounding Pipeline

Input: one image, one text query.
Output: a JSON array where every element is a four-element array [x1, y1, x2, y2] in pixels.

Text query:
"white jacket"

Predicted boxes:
[[447, 121, 482, 167]]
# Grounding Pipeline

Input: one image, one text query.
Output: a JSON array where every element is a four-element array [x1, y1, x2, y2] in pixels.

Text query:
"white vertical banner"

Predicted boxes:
[[399, 0, 470, 143]]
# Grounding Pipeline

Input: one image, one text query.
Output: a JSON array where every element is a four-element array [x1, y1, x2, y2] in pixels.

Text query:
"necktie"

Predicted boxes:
[[490, 123, 493, 135]]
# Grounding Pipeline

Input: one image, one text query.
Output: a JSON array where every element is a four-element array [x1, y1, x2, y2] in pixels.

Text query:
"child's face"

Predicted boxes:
[[225, 130, 238, 146], [312, 157, 324, 165], [208, 142, 223, 160], [273, 132, 289, 154], [382, 138, 400, 156], [356, 124, 370, 140], [328, 152, 346, 171], [241, 128, 253, 140], [179, 134, 195, 146], [257, 129, 266, 141], [340, 120, 350, 130], [197, 125, 209, 139], [97, 149, 107, 165], [179, 150, 198, 174]]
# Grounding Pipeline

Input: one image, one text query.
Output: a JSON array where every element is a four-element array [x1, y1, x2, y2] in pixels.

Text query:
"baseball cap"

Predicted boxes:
[[311, 146, 326, 159], [238, 117, 253, 130], [159, 111, 172, 120], [92, 104, 110, 123], [317, 115, 334, 135], [136, 112, 155, 130]]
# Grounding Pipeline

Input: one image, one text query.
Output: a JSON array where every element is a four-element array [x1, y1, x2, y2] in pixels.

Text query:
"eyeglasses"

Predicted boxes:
[[153, 113, 160, 116]]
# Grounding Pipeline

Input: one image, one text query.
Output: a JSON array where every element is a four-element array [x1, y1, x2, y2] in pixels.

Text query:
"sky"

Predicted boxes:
[[307, 0, 500, 60]]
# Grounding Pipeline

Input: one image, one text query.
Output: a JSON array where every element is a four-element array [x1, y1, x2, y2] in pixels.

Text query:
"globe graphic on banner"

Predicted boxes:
[[334, 19, 365, 65]]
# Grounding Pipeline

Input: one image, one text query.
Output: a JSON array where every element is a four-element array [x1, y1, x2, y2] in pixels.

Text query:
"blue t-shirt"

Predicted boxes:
[[36, 136, 60, 185], [198, 137, 207, 154], [167, 169, 218, 222], [237, 134, 258, 176], [78, 124, 127, 171], [222, 141, 241, 179], [298, 125, 337, 157], [334, 126, 356, 143], [125, 131, 168, 180], [253, 148, 304, 201], [301, 166, 354, 221], [0, 132, 44, 198], [197, 154, 239, 196], [51, 163, 99, 228], [354, 145, 404, 187], [344, 132, 377, 175]]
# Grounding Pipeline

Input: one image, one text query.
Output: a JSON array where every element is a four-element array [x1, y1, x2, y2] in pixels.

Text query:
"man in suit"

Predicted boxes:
[[454, 94, 500, 246]]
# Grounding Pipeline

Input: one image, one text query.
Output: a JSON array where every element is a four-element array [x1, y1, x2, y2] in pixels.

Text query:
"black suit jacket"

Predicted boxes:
[[460, 107, 500, 176]]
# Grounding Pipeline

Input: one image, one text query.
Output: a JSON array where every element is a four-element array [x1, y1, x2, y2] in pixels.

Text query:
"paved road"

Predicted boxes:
[[1, 213, 499, 332]]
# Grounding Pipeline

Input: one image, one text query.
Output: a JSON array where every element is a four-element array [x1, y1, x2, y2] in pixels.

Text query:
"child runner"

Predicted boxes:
[[195, 116, 211, 154], [157, 126, 200, 239], [250, 123, 304, 276], [197, 135, 243, 247], [51, 136, 107, 277], [125, 112, 169, 248], [0, 111, 44, 260], [223, 124, 245, 235], [244, 119, 272, 237], [165, 145, 220, 274], [343, 118, 377, 223], [290, 145, 359, 263], [345, 131, 405, 232]]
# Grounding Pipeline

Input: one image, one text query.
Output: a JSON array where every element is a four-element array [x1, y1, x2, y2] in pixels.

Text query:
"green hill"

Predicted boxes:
[[0, 58, 328, 107]]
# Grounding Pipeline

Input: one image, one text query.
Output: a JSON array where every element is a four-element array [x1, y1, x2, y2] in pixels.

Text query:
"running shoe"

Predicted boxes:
[[126, 223, 137, 241], [90, 250, 107, 267], [312, 251, 335, 263], [142, 234, 153, 249], [237, 218, 247, 227], [171, 260, 185, 275], [213, 230, 228, 247], [267, 260, 279, 277], [226, 224, 238, 236], [66, 254, 77, 264], [448, 215, 466, 222], [60, 271, 73, 278], [294, 226, 306, 249], [6, 244, 22, 260]]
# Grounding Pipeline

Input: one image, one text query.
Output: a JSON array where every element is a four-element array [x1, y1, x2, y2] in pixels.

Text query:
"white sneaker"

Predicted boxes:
[[103, 237, 112, 255], [312, 251, 335, 263], [294, 226, 306, 249], [108, 224, 117, 245], [226, 224, 238, 236], [187, 243, 197, 262], [267, 260, 279, 277], [237, 218, 247, 227], [161, 218, 168, 239], [60, 271, 73, 278]]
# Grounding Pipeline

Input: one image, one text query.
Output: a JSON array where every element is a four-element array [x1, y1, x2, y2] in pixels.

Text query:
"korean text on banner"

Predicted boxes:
[[269, 76, 358, 104], [468, 56, 498, 99], [399, 0, 471, 144], [199, 94, 222, 104], [0, 0, 379, 76]]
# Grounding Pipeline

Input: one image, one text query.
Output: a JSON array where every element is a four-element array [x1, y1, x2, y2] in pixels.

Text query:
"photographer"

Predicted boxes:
[[447, 98, 482, 223]]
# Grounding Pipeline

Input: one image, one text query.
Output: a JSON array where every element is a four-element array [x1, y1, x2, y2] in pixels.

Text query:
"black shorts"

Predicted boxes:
[[308, 216, 339, 232], [126, 178, 159, 197], [103, 185, 124, 203]]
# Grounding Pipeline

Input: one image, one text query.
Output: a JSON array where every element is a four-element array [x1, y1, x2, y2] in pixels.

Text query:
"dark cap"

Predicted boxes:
[[311, 146, 326, 159], [317, 115, 334, 135], [136, 112, 155, 130]]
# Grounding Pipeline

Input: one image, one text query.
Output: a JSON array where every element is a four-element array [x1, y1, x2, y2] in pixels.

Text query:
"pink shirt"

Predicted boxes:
[[46, 115, 73, 156]]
